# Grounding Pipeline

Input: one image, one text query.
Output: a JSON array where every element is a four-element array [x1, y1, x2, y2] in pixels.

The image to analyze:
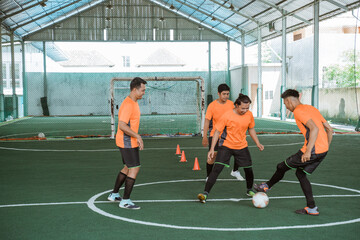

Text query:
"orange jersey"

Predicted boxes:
[[293, 104, 329, 154], [115, 96, 140, 148], [205, 99, 234, 137], [215, 109, 255, 149]]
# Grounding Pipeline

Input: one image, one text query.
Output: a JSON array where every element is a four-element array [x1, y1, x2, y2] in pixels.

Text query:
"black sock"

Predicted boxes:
[[243, 167, 254, 189], [123, 177, 136, 199], [204, 164, 224, 193], [206, 163, 214, 177], [267, 162, 290, 188], [113, 172, 127, 193], [233, 162, 239, 172], [296, 169, 315, 208]]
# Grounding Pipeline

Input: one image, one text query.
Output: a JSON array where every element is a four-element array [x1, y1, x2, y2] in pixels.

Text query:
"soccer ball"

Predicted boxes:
[[252, 192, 269, 208], [38, 132, 45, 138]]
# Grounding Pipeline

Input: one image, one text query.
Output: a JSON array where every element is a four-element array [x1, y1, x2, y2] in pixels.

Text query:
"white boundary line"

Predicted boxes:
[[0, 142, 304, 152], [3, 194, 360, 208], [0, 117, 33, 128]]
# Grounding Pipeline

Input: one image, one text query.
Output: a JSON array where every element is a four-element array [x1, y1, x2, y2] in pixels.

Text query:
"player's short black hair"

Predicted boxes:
[[281, 89, 299, 99], [234, 93, 251, 105], [218, 83, 230, 93], [130, 77, 147, 90]]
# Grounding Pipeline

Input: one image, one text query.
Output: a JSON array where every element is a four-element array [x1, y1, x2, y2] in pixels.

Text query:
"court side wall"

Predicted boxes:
[[302, 88, 360, 122], [25, 71, 227, 116]]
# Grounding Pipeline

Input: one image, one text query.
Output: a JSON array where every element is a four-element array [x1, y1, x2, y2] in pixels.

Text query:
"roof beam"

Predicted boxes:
[[255, 0, 311, 25], [147, 0, 232, 40], [325, 0, 349, 11], [23, 0, 106, 39], [11, 0, 82, 31], [0, 0, 48, 20], [244, 1, 314, 37], [207, 0, 260, 25], [174, 0, 246, 32]]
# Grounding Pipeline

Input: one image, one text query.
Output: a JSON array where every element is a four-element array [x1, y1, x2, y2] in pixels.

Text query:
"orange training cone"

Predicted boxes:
[[180, 151, 187, 162], [192, 157, 201, 170], [175, 144, 181, 155]]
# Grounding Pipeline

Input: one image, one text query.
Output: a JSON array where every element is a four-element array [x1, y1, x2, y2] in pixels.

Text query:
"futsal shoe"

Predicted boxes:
[[254, 182, 270, 193], [119, 199, 141, 210], [295, 207, 319, 216], [230, 170, 245, 181], [107, 192, 122, 202], [197, 192, 208, 203], [246, 189, 255, 197]]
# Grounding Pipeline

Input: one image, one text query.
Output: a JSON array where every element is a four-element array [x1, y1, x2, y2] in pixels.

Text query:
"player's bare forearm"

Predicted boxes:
[[119, 121, 141, 139], [203, 118, 210, 138], [210, 130, 220, 151], [248, 128, 264, 151], [302, 119, 319, 162], [323, 121, 333, 146], [202, 119, 210, 146]]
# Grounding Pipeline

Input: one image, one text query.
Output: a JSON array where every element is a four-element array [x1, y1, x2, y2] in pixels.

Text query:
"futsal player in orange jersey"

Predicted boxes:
[[254, 89, 333, 216], [107, 77, 147, 210], [202, 84, 244, 181], [198, 94, 264, 203]]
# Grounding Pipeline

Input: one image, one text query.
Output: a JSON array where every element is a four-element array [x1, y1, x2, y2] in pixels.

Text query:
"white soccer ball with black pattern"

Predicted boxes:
[[252, 192, 269, 208]]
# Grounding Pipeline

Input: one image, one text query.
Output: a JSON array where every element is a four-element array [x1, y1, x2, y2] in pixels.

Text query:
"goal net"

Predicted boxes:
[[110, 77, 205, 138]]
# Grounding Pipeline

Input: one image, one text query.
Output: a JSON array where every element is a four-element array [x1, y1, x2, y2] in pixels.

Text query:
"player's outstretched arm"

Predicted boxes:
[[119, 121, 144, 150], [323, 121, 333, 147], [248, 128, 264, 151]]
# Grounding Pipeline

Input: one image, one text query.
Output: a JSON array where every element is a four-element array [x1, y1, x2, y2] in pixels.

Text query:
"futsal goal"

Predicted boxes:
[[110, 77, 205, 139]]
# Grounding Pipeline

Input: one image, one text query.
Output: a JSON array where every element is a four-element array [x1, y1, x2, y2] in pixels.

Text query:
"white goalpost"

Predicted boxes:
[[110, 77, 205, 139]]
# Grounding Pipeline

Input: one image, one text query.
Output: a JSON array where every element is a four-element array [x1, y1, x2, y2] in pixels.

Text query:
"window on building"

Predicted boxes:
[[122, 56, 130, 67], [2, 65, 7, 88], [15, 63, 20, 79], [170, 29, 174, 41], [265, 90, 273, 100]]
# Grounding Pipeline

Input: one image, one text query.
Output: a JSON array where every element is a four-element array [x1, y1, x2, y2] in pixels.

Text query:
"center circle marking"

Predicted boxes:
[[87, 179, 360, 231]]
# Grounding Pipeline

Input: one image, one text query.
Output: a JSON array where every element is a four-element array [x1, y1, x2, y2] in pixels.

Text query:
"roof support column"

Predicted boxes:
[[312, 0, 320, 108], [257, 26, 262, 118], [281, 12, 287, 120], [10, 32, 18, 119], [241, 31, 247, 95], [21, 40, 27, 116], [207, 41, 213, 105], [43, 41, 47, 98], [227, 40, 231, 88], [0, 21, 4, 122]]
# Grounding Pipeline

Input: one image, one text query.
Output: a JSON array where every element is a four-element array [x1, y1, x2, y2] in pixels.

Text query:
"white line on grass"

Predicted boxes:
[[0, 142, 304, 152], [1, 194, 360, 208]]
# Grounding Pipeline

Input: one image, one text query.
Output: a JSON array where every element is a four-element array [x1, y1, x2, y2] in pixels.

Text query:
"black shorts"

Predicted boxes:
[[208, 137, 219, 151], [215, 146, 252, 168], [119, 147, 141, 168], [285, 150, 327, 174]]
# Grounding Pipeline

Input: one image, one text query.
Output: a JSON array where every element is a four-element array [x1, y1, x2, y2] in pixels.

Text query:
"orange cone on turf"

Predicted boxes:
[[180, 151, 187, 162], [192, 157, 201, 170], [175, 144, 181, 155]]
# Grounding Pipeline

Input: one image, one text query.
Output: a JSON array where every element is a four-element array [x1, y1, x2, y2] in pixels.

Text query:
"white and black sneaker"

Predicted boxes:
[[119, 199, 140, 210]]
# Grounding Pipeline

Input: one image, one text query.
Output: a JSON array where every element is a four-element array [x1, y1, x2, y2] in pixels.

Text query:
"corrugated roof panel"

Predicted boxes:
[[281, 0, 314, 13], [30, 41, 68, 62], [227, 14, 250, 25], [215, 23, 234, 33], [320, 1, 341, 15], [1, 0, 360, 46], [257, 9, 283, 24]]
